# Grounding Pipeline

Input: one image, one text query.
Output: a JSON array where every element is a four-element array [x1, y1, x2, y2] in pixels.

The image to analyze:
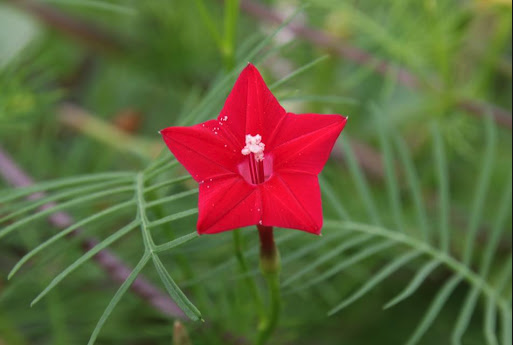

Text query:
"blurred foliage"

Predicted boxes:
[[0, 0, 511, 345]]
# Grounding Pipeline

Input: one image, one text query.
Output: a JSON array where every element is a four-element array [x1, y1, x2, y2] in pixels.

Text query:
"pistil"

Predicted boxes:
[[242, 134, 266, 185]]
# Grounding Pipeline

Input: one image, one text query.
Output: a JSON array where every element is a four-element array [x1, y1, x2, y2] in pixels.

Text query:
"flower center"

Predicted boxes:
[[240, 134, 269, 185]]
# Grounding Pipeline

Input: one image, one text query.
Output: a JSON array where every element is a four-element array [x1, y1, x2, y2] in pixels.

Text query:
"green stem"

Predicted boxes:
[[256, 226, 282, 345], [233, 230, 265, 317], [257, 272, 281, 345]]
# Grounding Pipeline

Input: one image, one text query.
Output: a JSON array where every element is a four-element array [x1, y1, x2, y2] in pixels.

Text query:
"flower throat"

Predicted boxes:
[[241, 134, 266, 184]]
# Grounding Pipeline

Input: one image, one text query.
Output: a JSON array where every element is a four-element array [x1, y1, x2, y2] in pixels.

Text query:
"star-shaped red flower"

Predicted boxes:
[[161, 64, 347, 235]]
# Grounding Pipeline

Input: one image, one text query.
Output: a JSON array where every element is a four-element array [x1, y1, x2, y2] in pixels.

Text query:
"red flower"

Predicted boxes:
[[161, 64, 347, 235]]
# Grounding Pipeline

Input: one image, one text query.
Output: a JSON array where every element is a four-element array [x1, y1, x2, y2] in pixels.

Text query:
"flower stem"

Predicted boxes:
[[256, 226, 282, 345], [233, 230, 264, 318]]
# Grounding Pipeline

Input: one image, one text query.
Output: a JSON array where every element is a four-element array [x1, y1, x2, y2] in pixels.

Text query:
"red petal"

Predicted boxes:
[[197, 176, 260, 234], [271, 114, 347, 175], [219, 64, 287, 147], [260, 172, 323, 235], [161, 120, 241, 182]]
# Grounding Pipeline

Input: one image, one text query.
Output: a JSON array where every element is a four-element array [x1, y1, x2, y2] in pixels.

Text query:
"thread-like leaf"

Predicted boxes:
[[384, 259, 441, 309], [87, 253, 151, 345], [319, 175, 351, 220], [0, 186, 134, 239], [146, 189, 198, 208], [0, 179, 132, 224], [329, 250, 421, 315], [451, 287, 480, 345], [9, 200, 135, 279], [147, 208, 198, 228], [373, 105, 405, 232], [394, 136, 430, 241], [283, 233, 373, 287], [406, 275, 462, 345], [0, 172, 134, 205], [463, 115, 497, 264], [479, 171, 512, 276], [291, 240, 396, 292], [484, 297, 499, 345], [144, 175, 191, 194], [152, 254, 202, 321], [431, 123, 450, 253], [502, 307, 512, 345], [340, 137, 382, 225], [154, 232, 199, 253], [31, 220, 140, 306], [270, 55, 329, 90]]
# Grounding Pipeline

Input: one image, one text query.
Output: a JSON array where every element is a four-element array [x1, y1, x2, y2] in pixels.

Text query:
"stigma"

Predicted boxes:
[[241, 134, 265, 161], [241, 134, 266, 184]]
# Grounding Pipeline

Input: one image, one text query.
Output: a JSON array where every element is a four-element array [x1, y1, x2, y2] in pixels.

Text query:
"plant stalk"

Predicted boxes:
[[256, 226, 281, 345]]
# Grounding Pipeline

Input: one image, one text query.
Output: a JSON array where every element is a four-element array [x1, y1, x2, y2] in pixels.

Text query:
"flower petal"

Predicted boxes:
[[161, 120, 241, 182], [219, 64, 287, 146], [197, 176, 261, 234], [271, 113, 347, 175], [260, 172, 323, 235]]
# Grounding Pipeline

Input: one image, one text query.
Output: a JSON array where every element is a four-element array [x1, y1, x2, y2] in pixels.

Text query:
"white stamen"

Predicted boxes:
[[241, 134, 265, 161]]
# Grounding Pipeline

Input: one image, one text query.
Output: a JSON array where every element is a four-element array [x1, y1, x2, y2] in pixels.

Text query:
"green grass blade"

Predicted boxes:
[[329, 250, 421, 315], [0, 186, 134, 239], [431, 123, 450, 253], [151, 254, 202, 321], [270, 55, 329, 90], [463, 115, 497, 264], [8, 200, 135, 280], [394, 136, 430, 241], [406, 275, 462, 345], [340, 137, 382, 225], [31, 220, 140, 306], [147, 208, 198, 229], [87, 253, 151, 345], [154, 232, 199, 253], [384, 259, 441, 309], [146, 189, 198, 208], [283, 233, 373, 287]]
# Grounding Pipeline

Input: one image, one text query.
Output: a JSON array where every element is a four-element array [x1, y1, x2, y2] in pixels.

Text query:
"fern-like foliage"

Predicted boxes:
[[1, 22, 511, 345], [281, 109, 512, 345]]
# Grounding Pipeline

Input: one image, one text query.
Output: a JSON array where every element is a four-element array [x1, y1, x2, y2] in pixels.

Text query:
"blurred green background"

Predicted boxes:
[[0, 0, 511, 344]]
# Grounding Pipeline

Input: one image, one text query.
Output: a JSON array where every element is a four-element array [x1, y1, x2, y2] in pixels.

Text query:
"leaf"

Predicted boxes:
[[31, 220, 140, 306], [431, 123, 450, 253], [329, 250, 421, 315], [151, 254, 202, 321], [87, 253, 151, 345], [0, 185, 134, 240], [384, 259, 441, 309], [9, 200, 135, 279], [406, 276, 463, 345]]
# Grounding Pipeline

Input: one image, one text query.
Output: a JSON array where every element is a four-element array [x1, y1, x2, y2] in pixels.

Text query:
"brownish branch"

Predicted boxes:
[[5, 0, 126, 54], [0, 145, 186, 319], [238, 0, 512, 129]]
